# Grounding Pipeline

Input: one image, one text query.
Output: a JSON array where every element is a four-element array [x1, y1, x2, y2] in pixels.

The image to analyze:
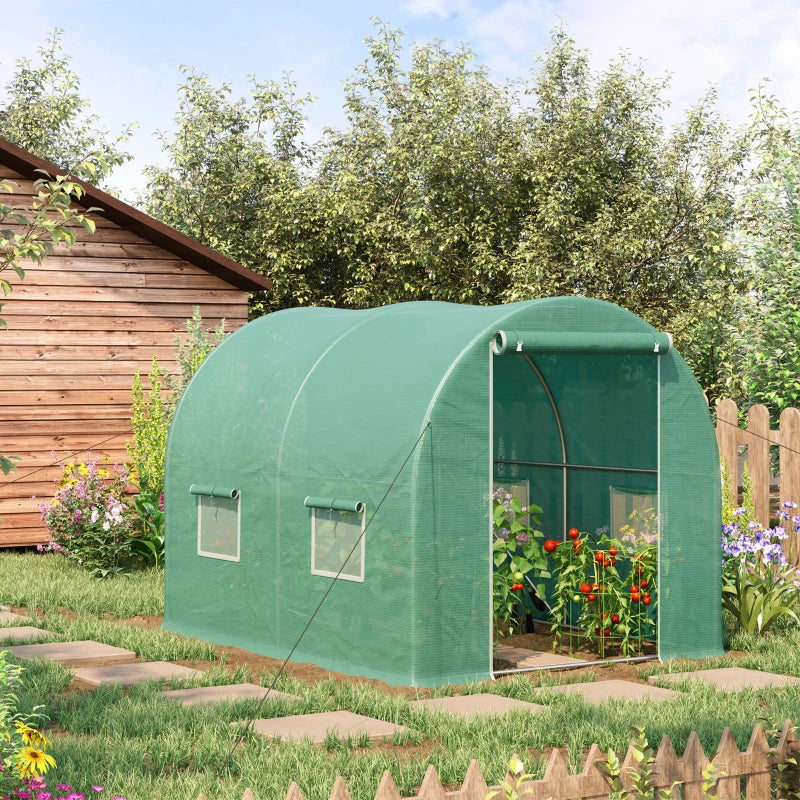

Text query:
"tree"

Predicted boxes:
[[0, 30, 133, 185], [143, 23, 747, 369], [143, 67, 312, 312], [720, 85, 800, 418], [510, 34, 746, 319]]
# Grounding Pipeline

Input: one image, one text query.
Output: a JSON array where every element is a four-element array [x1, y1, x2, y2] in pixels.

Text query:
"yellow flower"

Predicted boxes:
[[15, 745, 56, 777], [15, 721, 50, 748]]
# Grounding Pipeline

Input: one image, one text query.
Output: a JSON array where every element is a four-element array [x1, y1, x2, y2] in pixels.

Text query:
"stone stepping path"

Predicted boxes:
[[0, 611, 28, 624], [162, 683, 301, 707], [495, 644, 587, 669], [6, 640, 137, 667], [0, 626, 54, 644], [247, 710, 409, 744], [409, 692, 545, 717], [541, 679, 681, 704], [649, 666, 800, 692], [73, 661, 204, 687]]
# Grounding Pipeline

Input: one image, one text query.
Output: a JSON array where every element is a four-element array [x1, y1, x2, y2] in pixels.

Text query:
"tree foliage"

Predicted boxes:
[[144, 23, 746, 357], [721, 85, 800, 418], [0, 30, 133, 184]]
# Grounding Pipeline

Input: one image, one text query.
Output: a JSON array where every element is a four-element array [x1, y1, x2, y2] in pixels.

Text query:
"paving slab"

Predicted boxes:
[[248, 710, 409, 744], [73, 661, 204, 687], [542, 679, 681, 704], [649, 667, 800, 692], [0, 611, 28, 624], [409, 692, 546, 717], [0, 626, 54, 644], [5, 640, 137, 667], [162, 683, 301, 707], [495, 644, 588, 669]]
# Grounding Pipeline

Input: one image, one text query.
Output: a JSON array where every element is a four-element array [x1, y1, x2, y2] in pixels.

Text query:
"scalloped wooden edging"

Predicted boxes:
[[199, 719, 800, 800]]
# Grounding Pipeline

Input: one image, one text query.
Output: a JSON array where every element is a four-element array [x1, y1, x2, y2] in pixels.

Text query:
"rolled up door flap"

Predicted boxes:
[[491, 329, 672, 355]]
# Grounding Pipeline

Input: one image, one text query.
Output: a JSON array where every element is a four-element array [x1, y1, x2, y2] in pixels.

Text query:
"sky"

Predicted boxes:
[[2, 0, 799, 202]]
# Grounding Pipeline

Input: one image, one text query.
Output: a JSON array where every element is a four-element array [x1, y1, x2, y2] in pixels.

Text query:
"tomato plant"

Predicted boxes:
[[545, 524, 657, 657]]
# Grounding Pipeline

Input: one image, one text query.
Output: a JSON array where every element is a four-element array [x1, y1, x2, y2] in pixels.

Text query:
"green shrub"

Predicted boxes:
[[127, 356, 175, 497]]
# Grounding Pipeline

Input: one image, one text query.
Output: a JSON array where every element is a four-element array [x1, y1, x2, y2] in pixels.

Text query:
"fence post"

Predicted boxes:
[[747, 404, 771, 526], [716, 399, 740, 504], [780, 407, 800, 519]]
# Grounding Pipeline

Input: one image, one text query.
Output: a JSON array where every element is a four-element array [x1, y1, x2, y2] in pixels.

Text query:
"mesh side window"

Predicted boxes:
[[610, 486, 658, 548], [198, 494, 240, 561], [311, 508, 365, 582], [493, 479, 530, 527]]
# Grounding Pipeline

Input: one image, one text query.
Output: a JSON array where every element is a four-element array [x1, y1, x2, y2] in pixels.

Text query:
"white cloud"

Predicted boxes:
[[404, 0, 474, 19], [460, 0, 800, 125]]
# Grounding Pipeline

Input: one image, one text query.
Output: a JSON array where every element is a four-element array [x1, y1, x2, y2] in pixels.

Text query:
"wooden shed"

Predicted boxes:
[[0, 136, 271, 547]]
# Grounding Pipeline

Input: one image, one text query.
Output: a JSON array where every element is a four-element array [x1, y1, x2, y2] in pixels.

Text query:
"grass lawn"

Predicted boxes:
[[2, 552, 800, 800]]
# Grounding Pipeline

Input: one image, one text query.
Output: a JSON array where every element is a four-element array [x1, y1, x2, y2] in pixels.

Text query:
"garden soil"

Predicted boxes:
[[10, 606, 739, 695]]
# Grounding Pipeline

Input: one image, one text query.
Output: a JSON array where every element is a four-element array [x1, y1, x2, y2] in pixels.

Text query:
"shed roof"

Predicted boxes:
[[0, 135, 272, 292]]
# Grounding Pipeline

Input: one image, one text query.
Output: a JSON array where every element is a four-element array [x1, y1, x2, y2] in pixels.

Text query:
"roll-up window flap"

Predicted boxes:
[[491, 330, 672, 355], [304, 496, 365, 513], [190, 484, 241, 500]]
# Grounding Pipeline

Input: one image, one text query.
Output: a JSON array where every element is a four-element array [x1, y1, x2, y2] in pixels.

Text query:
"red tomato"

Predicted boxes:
[[544, 540, 557, 553], [640, 580, 649, 588], [573, 541, 582, 554], [608, 546, 618, 556], [587, 593, 596, 602], [631, 592, 641, 602], [594, 625, 601, 634], [611, 614, 620, 624], [604, 627, 611, 637], [602, 612, 609, 619], [610, 557, 617, 566], [643, 596, 652, 606], [568, 527, 580, 539], [630, 585, 639, 593], [595, 552, 605, 563], [579, 582, 591, 594], [603, 559, 612, 568]]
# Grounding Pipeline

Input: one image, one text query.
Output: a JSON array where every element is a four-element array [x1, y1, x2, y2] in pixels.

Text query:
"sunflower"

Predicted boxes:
[[15, 721, 50, 748], [15, 746, 56, 777]]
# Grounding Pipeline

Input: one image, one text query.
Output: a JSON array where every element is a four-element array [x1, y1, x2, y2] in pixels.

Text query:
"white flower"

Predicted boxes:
[[90, 507, 99, 523], [102, 520, 110, 531]]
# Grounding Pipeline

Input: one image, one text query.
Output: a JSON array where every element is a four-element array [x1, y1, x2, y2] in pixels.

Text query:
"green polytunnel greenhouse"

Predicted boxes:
[[163, 298, 723, 687]]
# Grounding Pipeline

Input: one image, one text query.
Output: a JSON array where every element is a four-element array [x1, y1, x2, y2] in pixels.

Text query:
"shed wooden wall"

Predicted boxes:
[[0, 164, 249, 546]]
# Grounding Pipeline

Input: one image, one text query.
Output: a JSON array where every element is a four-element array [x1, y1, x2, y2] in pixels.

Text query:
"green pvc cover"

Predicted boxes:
[[163, 298, 722, 687]]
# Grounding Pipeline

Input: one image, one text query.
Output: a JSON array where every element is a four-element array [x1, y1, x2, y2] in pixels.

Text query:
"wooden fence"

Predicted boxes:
[[200, 720, 799, 800], [715, 398, 800, 529]]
